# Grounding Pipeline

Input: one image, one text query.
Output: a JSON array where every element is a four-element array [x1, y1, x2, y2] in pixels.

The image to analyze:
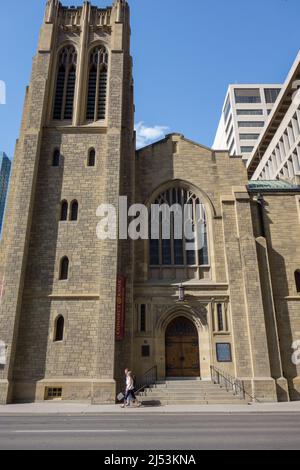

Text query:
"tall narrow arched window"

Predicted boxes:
[[54, 316, 64, 342], [149, 186, 209, 281], [70, 200, 78, 221], [140, 305, 146, 333], [52, 149, 60, 167], [86, 46, 108, 121], [87, 148, 96, 167], [60, 201, 68, 221], [53, 46, 77, 120], [59, 256, 69, 280], [295, 270, 300, 293], [217, 304, 224, 332]]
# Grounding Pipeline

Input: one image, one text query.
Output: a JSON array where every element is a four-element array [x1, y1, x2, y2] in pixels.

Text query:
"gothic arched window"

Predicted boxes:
[[60, 201, 68, 221], [70, 200, 78, 221], [149, 186, 209, 280], [217, 304, 224, 332], [54, 316, 64, 342], [52, 149, 60, 167], [87, 148, 96, 167], [53, 45, 77, 121], [86, 46, 108, 121], [59, 256, 69, 280]]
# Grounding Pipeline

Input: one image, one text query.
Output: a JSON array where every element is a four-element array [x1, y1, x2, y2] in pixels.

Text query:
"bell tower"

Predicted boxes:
[[0, 0, 135, 404]]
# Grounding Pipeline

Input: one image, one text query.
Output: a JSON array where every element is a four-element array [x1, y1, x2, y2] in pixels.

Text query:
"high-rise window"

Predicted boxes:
[[238, 121, 265, 128], [234, 89, 261, 104], [86, 46, 108, 121], [264, 88, 281, 104], [226, 127, 234, 146], [241, 146, 254, 153], [223, 95, 231, 122], [237, 109, 263, 116], [228, 141, 235, 155], [239, 134, 260, 140], [225, 115, 232, 134], [53, 46, 77, 120]]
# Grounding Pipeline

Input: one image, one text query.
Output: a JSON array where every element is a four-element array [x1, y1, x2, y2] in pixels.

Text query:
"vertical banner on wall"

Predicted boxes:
[[115, 275, 126, 341]]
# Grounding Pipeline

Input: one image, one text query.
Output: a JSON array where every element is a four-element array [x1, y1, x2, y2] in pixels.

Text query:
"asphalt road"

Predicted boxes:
[[0, 413, 300, 450]]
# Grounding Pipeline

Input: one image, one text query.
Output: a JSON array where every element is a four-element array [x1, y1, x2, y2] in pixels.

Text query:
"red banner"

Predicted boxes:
[[115, 275, 126, 341]]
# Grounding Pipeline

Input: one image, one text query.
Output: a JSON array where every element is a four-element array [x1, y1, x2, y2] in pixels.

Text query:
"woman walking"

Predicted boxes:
[[121, 369, 141, 408]]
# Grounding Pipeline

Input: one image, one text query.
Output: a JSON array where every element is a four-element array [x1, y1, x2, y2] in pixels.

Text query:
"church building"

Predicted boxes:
[[0, 0, 300, 404]]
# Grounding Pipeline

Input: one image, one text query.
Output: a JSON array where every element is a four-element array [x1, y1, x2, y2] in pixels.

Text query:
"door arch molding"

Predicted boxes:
[[154, 304, 211, 381], [165, 316, 200, 378]]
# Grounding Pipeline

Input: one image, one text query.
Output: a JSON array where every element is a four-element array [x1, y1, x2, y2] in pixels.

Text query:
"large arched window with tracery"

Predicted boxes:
[[53, 46, 77, 121], [86, 46, 108, 121], [149, 186, 209, 281]]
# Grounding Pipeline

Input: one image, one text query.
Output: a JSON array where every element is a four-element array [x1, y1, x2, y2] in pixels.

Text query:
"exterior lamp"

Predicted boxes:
[[178, 283, 185, 302]]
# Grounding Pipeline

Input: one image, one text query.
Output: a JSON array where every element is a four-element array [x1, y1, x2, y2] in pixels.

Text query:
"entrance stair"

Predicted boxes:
[[137, 379, 248, 406]]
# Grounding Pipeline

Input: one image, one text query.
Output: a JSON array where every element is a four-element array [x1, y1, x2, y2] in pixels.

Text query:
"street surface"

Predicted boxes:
[[0, 413, 300, 450]]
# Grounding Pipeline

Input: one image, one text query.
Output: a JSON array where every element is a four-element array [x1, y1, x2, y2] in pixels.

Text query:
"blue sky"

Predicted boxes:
[[0, 0, 299, 157]]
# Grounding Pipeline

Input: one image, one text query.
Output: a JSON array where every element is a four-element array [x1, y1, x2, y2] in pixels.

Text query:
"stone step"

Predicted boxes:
[[141, 388, 234, 394], [151, 386, 230, 392], [140, 394, 238, 399], [156, 381, 219, 386], [150, 383, 220, 388], [140, 393, 234, 399], [141, 398, 246, 405], [137, 380, 244, 405]]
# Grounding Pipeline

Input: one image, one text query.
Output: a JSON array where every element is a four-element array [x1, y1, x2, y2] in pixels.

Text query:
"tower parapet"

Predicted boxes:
[[44, 0, 60, 24], [43, 1, 128, 29]]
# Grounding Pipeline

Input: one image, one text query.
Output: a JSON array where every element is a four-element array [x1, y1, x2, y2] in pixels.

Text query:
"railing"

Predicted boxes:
[[210, 366, 246, 400], [135, 366, 158, 395]]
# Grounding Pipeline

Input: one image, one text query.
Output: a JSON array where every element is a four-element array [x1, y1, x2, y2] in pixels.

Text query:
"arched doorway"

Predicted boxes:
[[165, 316, 200, 378]]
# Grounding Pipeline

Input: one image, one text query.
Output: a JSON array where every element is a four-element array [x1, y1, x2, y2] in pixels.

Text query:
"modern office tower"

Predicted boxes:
[[247, 52, 300, 182], [213, 84, 282, 160], [0, 152, 11, 233]]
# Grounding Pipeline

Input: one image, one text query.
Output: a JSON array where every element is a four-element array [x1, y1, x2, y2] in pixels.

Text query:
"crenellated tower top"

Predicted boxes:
[[44, 0, 60, 23], [43, 0, 129, 28]]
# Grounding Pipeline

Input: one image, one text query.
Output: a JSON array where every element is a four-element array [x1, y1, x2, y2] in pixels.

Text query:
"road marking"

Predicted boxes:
[[69, 418, 145, 421], [12, 430, 127, 434]]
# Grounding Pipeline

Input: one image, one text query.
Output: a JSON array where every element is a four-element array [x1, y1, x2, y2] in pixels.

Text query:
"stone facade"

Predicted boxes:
[[0, 0, 134, 404], [0, 0, 300, 404], [133, 136, 300, 402]]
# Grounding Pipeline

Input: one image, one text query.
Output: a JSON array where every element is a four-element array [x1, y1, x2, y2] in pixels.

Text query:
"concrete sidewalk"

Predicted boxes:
[[1, 401, 300, 415]]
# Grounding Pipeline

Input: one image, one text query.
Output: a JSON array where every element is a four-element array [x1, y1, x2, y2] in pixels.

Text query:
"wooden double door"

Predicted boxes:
[[165, 317, 200, 378]]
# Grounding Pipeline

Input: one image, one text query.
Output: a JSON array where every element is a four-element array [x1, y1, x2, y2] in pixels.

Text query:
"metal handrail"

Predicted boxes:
[[135, 366, 158, 394], [210, 365, 258, 402]]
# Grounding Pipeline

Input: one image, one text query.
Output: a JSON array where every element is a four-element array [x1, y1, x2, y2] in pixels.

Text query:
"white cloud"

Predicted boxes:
[[0, 80, 6, 105], [135, 122, 170, 149]]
